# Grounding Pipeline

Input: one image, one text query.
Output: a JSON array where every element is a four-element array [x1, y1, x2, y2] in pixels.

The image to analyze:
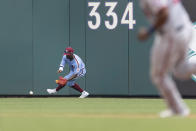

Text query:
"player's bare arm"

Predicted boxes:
[[138, 7, 169, 41]]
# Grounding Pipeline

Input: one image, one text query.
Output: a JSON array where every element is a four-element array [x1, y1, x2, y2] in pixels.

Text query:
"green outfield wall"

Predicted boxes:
[[0, 0, 195, 96]]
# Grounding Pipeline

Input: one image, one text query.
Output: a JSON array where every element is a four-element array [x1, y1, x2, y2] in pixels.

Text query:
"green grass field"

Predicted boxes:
[[1, 98, 196, 131]]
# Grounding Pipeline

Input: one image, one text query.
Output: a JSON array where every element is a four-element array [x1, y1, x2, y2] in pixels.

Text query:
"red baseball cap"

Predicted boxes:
[[64, 47, 74, 55]]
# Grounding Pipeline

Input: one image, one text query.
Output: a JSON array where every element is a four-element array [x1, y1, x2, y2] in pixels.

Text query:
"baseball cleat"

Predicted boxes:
[[159, 109, 174, 118], [179, 108, 190, 117], [159, 108, 190, 118], [79, 91, 89, 98], [47, 89, 57, 94]]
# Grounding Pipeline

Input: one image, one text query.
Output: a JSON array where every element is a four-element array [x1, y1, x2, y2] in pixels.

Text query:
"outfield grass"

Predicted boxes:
[[0, 98, 196, 131]]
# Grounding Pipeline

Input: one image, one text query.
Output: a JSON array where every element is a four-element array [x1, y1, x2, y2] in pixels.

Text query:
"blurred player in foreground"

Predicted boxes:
[[138, 0, 196, 117], [188, 22, 196, 82], [47, 47, 89, 98]]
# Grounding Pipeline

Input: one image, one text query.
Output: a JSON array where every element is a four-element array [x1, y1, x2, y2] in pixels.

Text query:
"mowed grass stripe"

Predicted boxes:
[[2, 112, 196, 119], [1, 98, 196, 131]]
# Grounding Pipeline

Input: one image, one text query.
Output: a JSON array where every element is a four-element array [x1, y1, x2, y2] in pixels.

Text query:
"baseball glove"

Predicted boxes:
[[55, 76, 67, 86]]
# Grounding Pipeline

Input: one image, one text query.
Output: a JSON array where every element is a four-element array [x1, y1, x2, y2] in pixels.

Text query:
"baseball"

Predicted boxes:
[[29, 91, 33, 95]]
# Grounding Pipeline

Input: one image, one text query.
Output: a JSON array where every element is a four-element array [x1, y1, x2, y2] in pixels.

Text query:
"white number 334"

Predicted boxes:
[[88, 2, 136, 30]]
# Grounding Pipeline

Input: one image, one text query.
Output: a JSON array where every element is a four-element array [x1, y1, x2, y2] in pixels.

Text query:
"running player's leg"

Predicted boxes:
[[173, 28, 196, 80], [173, 57, 196, 80], [188, 51, 196, 81], [150, 35, 188, 116], [173, 45, 196, 80]]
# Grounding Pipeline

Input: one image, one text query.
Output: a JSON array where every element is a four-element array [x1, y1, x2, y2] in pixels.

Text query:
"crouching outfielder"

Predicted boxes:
[[47, 47, 89, 98]]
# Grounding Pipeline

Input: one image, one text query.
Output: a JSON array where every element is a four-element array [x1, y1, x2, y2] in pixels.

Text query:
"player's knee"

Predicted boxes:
[[150, 71, 165, 87], [173, 62, 193, 80], [67, 82, 75, 87], [173, 71, 191, 80]]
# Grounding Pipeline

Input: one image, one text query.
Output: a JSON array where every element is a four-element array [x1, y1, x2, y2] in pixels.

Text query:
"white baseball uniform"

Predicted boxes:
[[187, 23, 196, 81], [140, 0, 196, 116]]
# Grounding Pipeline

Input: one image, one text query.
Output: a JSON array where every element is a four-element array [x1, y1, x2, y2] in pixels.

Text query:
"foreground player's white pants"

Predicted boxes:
[[187, 49, 196, 82], [150, 28, 195, 116]]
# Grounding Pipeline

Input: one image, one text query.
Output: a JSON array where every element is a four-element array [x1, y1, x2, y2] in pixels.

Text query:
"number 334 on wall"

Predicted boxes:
[[88, 2, 136, 30]]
